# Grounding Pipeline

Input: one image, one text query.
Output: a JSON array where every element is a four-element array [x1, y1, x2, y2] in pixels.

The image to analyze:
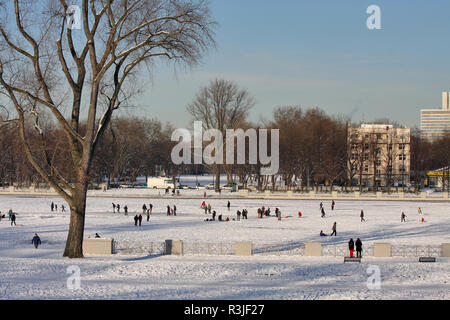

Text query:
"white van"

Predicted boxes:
[[147, 177, 180, 189]]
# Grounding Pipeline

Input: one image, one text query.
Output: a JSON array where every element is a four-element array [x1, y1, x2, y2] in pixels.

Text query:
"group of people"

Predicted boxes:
[[320, 221, 337, 237], [112, 203, 129, 214], [50, 202, 66, 212], [348, 238, 363, 258], [257, 206, 273, 218], [0, 209, 17, 226], [167, 205, 177, 216]]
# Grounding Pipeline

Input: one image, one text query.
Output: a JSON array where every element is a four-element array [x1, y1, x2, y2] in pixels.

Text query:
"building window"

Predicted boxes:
[[399, 144, 405, 150], [399, 154, 407, 161], [364, 165, 369, 172]]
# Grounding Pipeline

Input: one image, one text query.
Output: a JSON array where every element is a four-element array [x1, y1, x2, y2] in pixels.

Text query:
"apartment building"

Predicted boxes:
[[348, 124, 411, 188]]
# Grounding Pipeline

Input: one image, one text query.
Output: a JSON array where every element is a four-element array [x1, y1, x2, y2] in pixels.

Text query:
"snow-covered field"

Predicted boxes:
[[0, 194, 449, 300]]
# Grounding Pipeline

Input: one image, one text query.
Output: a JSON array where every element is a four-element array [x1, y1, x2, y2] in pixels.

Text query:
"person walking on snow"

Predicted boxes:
[[124, 205, 128, 215], [116, 204, 120, 213], [32, 234, 41, 249], [237, 210, 241, 221], [134, 215, 139, 226], [330, 222, 337, 236], [173, 205, 177, 216], [360, 210, 365, 222], [167, 205, 171, 216], [401, 212, 406, 222], [10, 212, 16, 226], [227, 201, 231, 211], [138, 214, 142, 226], [331, 200, 335, 211], [142, 204, 147, 215], [348, 238, 355, 257], [321, 207, 326, 218], [418, 207, 422, 215], [51, 202, 54, 212]]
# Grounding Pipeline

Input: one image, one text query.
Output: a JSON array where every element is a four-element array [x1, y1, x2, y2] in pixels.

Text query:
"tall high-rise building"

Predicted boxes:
[[420, 92, 450, 140]]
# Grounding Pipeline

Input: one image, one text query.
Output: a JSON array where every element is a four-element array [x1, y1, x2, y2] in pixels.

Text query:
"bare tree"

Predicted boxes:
[[187, 78, 255, 192], [0, 0, 215, 258]]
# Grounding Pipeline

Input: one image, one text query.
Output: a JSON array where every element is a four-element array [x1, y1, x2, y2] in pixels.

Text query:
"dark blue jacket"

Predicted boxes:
[[32, 236, 41, 245]]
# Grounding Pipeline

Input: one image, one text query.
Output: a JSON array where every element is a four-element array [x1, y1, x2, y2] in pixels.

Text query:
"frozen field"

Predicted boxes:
[[0, 194, 449, 300]]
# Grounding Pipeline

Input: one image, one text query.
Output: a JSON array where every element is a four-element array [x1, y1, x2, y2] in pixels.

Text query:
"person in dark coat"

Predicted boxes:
[[348, 238, 355, 257], [134, 215, 138, 226], [167, 205, 171, 216], [142, 204, 147, 215], [10, 212, 16, 226], [401, 212, 406, 222], [355, 238, 363, 258], [51, 202, 54, 212], [331, 200, 335, 211], [237, 210, 241, 221], [360, 210, 365, 222], [138, 214, 142, 226], [112, 203, 116, 213], [227, 201, 231, 211], [330, 222, 337, 236], [31, 234, 41, 249], [321, 207, 326, 218], [117, 204, 120, 213], [212, 211, 216, 221], [124, 205, 128, 215], [173, 205, 177, 216]]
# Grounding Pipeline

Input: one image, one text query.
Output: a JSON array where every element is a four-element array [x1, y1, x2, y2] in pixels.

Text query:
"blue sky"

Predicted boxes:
[[130, 0, 450, 129]]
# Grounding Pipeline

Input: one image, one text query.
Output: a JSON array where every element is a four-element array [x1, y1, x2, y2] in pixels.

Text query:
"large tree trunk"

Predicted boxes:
[[63, 183, 87, 258], [215, 164, 221, 192]]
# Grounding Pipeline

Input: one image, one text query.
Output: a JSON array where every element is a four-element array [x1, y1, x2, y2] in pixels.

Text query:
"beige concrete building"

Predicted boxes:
[[420, 92, 450, 140], [348, 124, 411, 188]]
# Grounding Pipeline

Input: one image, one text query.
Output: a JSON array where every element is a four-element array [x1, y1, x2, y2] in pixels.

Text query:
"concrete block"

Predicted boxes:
[[304, 242, 322, 256], [309, 191, 316, 198], [9, 186, 14, 193], [376, 192, 382, 198], [165, 240, 183, 255], [83, 239, 114, 255], [373, 243, 391, 257], [331, 191, 338, 198], [234, 242, 253, 256], [354, 191, 360, 198], [399, 192, 405, 199], [441, 243, 450, 257], [239, 189, 249, 197], [287, 191, 293, 198], [264, 190, 271, 198]]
